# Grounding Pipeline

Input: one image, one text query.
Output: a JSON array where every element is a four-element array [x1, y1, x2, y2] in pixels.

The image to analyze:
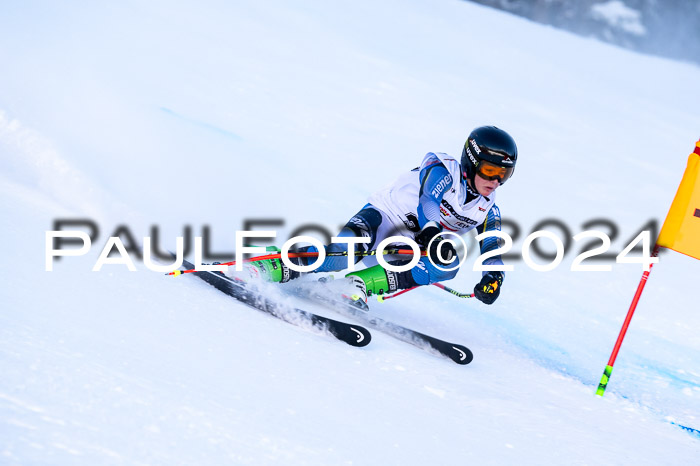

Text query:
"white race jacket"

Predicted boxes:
[[367, 152, 496, 237]]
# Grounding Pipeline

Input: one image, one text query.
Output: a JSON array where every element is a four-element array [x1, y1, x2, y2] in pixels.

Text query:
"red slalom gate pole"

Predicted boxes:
[[596, 244, 660, 396]]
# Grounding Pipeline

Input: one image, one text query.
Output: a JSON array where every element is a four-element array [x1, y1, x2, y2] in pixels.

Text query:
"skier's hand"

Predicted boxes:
[[415, 221, 457, 267], [474, 272, 503, 305]]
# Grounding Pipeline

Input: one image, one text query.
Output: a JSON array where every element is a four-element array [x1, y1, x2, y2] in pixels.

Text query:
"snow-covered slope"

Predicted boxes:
[[1, 0, 699, 464]]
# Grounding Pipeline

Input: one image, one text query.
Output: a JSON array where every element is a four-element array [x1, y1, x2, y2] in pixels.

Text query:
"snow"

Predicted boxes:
[[2, 0, 700, 464], [590, 0, 647, 36]]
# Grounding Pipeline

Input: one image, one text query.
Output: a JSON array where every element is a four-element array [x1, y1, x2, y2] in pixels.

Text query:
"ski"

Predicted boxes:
[[287, 281, 473, 365], [179, 259, 371, 347]]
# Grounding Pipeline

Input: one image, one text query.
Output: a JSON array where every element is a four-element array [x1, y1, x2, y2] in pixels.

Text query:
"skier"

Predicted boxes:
[[251, 125, 518, 305]]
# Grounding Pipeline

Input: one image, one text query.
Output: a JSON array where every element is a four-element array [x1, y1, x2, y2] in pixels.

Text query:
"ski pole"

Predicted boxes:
[[166, 248, 426, 276], [432, 282, 475, 298], [376, 286, 420, 302], [377, 283, 475, 302]]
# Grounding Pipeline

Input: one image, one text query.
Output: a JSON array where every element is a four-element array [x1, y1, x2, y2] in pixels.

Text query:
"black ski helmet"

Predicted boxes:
[[461, 126, 518, 185]]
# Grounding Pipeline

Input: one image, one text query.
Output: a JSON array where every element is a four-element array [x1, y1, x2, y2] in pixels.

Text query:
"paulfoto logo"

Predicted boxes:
[[45, 222, 660, 274]]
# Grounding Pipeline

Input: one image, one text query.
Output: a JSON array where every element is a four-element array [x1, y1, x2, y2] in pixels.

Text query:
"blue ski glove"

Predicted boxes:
[[474, 271, 503, 305]]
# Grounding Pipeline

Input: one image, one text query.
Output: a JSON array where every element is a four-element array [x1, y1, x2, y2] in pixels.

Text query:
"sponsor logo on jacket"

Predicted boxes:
[[440, 200, 477, 226], [431, 174, 452, 198], [402, 213, 420, 232]]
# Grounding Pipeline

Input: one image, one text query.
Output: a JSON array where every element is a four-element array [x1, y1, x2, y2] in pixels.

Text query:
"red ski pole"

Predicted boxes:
[[432, 282, 475, 299], [376, 286, 420, 302], [377, 283, 475, 302], [167, 248, 425, 276]]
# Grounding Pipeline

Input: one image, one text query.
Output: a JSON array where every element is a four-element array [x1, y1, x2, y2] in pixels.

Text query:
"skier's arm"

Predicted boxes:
[[473, 205, 505, 305], [475, 205, 506, 278], [416, 161, 452, 228], [414, 161, 458, 265]]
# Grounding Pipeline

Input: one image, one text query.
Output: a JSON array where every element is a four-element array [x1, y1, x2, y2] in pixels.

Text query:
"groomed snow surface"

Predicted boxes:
[[1, 0, 700, 464]]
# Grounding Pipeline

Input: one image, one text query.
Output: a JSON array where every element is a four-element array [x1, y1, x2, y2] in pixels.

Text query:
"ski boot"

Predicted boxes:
[[345, 264, 399, 300], [346, 264, 422, 301]]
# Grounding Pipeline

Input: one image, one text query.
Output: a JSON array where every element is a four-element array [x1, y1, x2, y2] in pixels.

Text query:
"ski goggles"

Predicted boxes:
[[476, 160, 514, 184]]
